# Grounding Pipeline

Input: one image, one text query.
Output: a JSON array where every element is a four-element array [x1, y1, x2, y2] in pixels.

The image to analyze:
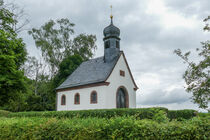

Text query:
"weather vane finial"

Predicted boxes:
[[110, 5, 113, 19]]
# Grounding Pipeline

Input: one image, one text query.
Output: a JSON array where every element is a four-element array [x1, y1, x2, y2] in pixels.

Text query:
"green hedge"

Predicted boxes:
[[0, 110, 11, 117], [198, 113, 210, 118], [167, 109, 197, 120], [8, 107, 168, 119], [7, 108, 198, 120], [0, 117, 209, 140]]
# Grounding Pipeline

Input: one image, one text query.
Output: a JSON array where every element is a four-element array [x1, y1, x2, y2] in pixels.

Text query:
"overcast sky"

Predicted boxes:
[[9, 0, 209, 111]]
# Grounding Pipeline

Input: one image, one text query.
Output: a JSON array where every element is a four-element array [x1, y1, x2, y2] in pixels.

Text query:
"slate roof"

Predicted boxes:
[[56, 54, 120, 90]]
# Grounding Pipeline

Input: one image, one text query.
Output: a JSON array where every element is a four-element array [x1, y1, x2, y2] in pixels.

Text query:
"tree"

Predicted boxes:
[[26, 18, 97, 111], [53, 54, 83, 88], [0, 0, 16, 34], [72, 34, 97, 60], [0, 23, 27, 109], [0, 0, 29, 33], [23, 56, 48, 95], [28, 18, 97, 78], [174, 16, 210, 111], [0, 0, 28, 111]]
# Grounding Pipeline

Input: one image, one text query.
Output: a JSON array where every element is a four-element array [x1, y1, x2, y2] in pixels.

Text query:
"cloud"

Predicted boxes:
[[136, 100, 207, 112], [137, 87, 191, 105], [164, 0, 210, 20]]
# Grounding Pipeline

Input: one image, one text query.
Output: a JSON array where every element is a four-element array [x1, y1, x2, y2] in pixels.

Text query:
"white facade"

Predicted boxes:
[[56, 53, 137, 111]]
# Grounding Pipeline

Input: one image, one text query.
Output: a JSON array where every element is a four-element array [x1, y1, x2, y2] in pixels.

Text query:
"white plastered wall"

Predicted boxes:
[[105, 53, 136, 109], [57, 85, 108, 111]]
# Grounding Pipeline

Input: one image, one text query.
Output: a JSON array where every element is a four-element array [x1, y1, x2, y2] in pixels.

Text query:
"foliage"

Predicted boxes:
[[23, 56, 47, 80], [24, 76, 55, 111], [8, 108, 168, 119], [0, 110, 11, 117], [72, 34, 97, 60], [174, 16, 210, 110], [0, 0, 29, 33], [53, 54, 83, 87], [0, 0, 29, 111], [152, 110, 169, 123], [25, 94, 44, 111], [21, 57, 55, 111], [36, 77, 55, 110], [7, 108, 196, 121], [167, 109, 197, 121], [198, 112, 210, 118], [0, 28, 27, 108], [0, 116, 209, 140], [0, 0, 17, 34], [28, 18, 97, 77]]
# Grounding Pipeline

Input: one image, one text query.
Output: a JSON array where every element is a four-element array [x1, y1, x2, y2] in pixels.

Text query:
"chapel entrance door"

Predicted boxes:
[[116, 88, 126, 108]]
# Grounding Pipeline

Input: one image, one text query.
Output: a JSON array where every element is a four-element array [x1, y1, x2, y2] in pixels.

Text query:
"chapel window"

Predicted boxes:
[[61, 95, 66, 105], [116, 40, 119, 48], [90, 91, 97, 104], [120, 70, 125, 77], [105, 41, 110, 48], [74, 93, 80, 104]]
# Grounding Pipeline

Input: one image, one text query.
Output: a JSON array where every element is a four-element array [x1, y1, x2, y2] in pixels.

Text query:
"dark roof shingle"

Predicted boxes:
[[56, 54, 120, 90]]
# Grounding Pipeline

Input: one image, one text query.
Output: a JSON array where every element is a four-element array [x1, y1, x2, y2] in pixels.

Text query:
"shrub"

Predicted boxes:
[[152, 110, 169, 123], [8, 107, 168, 120], [167, 109, 197, 120], [0, 116, 209, 140], [0, 110, 11, 117], [198, 113, 210, 119], [7, 108, 198, 121]]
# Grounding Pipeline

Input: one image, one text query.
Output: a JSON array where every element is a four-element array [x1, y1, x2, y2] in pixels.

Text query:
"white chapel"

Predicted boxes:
[[56, 16, 138, 111]]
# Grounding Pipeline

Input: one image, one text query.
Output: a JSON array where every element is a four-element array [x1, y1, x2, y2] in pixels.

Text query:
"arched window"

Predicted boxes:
[[116, 86, 129, 108], [61, 95, 66, 105], [90, 91, 97, 104], [74, 93, 80, 104]]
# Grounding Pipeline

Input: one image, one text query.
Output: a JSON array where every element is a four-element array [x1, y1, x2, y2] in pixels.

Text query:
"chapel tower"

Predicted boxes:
[[103, 15, 120, 62]]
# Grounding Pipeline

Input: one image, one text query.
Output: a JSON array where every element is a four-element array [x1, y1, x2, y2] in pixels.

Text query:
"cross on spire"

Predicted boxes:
[[110, 5, 113, 24], [110, 5, 113, 18]]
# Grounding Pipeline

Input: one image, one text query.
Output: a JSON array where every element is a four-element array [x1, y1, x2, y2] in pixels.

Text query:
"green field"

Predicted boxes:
[[0, 108, 209, 140]]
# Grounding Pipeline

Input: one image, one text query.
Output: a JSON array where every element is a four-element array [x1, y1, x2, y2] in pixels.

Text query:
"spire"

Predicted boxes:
[[111, 16, 113, 24], [103, 5, 120, 38], [110, 5, 113, 24], [103, 5, 121, 63]]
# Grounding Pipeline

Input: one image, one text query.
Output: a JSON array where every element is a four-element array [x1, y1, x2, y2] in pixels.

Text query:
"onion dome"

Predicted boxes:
[[103, 17, 120, 38]]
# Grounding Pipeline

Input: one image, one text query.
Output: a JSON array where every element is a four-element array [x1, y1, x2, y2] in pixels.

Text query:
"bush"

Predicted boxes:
[[8, 107, 168, 119], [7, 108, 199, 121], [152, 110, 169, 123], [0, 110, 11, 117], [0, 116, 209, 140], [198, 113, 210, 118], [167, 109, 197, 120]]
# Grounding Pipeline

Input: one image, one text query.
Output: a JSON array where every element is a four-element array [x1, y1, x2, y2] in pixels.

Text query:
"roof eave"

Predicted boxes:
[[56, 82, 110, 92]]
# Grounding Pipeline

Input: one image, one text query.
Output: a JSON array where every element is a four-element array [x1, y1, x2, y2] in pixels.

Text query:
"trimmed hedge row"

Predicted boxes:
[[0, 110, 11, 117], [0, 116, 209, 140], [7, 108, 198, 120], [168, 109, 197, 120], [8, 107, 168, 119]]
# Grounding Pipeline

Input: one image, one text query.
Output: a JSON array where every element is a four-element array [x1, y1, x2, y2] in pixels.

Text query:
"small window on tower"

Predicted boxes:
[[105, 41, 110, 48], [116, 41, 119, 48]]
